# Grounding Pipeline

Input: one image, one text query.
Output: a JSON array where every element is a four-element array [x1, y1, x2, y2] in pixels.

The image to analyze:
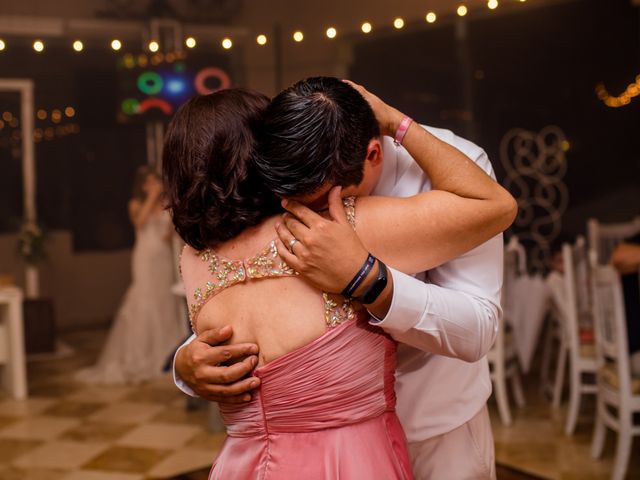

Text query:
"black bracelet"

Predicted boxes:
[[341, 253, 376, 298], [355, 260, 388, 305]]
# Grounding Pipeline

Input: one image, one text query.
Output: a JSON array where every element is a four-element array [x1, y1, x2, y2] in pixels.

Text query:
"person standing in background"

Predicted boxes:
[[76, 166, 188, 384]]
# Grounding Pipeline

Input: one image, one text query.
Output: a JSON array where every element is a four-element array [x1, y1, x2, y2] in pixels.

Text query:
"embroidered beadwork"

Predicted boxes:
[[188, 198, 358, 331], [245, 241, 297, 278], [343, 197, 356, 228], [323, 293, 356, 328]]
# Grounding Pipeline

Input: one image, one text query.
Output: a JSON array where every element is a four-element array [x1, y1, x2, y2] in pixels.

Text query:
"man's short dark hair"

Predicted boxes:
[[254, 76, 380, 197]]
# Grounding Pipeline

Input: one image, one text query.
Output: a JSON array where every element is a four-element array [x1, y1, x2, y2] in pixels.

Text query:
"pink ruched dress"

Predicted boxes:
[[180, 199, 412, 479]]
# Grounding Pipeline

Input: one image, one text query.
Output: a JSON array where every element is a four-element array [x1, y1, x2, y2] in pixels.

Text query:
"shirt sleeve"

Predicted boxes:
[[173, 333, 199, 397], [370, 235, 502, 362], [369, 142, 502, 362]]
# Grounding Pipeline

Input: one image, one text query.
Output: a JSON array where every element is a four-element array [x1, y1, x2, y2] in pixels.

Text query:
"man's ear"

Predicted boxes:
[[365, 138, 383, 167]]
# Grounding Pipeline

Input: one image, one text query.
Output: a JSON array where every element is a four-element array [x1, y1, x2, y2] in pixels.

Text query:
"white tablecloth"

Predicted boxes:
[[506, 274, 553, 373]]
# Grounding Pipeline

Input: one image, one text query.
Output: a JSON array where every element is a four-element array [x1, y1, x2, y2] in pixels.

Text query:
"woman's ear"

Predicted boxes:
[[365, 138, 383, 166]]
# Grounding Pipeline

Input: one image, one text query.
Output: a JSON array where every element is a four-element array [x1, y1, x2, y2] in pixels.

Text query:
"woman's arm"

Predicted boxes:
[[350, 81, 516, 273], [276, 83, 516, 279]]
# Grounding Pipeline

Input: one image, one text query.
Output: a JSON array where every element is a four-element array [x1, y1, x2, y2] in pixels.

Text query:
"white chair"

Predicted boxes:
[[0, 286, 28, 399], [588, 217, 640, 265], [550, 237, 597, 435], [539, 293, 564, 400], [590, 264, 640, 480], [488, 236, 526, 426]]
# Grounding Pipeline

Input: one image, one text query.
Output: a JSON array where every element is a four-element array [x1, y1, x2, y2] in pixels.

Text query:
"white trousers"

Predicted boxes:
[[408, 405, 496, 480]]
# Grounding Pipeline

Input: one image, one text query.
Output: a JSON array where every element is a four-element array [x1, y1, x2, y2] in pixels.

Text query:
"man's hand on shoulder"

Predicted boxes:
[[176, 326, 261, 404]]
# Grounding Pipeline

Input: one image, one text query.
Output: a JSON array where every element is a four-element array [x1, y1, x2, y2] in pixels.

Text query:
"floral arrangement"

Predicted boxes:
[[17, 221, 46, 264]]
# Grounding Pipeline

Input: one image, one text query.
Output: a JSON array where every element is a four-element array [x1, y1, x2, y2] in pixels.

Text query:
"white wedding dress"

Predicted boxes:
[[76, 210, 188, 384]]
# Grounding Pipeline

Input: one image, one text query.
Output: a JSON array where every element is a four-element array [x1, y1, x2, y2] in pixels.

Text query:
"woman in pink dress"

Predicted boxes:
[[162, 85, 515, 479]]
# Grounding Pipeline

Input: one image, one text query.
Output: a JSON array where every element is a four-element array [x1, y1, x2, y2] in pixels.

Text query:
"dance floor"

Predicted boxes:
[[0, 327, 638, 479]]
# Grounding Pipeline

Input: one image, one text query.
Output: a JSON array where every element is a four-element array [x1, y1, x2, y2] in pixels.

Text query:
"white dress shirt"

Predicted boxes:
[[372, 127, 502, 443], [173, 125, 502, 444]]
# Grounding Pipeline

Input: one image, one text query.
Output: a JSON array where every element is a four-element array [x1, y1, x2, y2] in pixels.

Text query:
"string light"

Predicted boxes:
[[36, 109, 47, 120], [0, 39, 5, 51], [14, 2, 532, 55], [596, 74, 640, 108], [64, 106, 75, 118]]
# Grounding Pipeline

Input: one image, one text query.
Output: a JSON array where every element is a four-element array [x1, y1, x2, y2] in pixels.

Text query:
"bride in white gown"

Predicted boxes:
[[76, 167, 188, 384]]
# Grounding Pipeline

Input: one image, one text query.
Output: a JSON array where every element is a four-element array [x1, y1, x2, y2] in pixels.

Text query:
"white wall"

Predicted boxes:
[[0, 231, 131, 330]]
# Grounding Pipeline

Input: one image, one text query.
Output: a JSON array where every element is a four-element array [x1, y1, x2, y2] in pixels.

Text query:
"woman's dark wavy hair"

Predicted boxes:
[[162, 89, 280, 251]]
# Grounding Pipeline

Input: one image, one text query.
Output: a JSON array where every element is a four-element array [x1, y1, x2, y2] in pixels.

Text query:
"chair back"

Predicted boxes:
[[590, 264, 632, 396], [560, 236, 593, 355], [502, 236, 526, 320], [587, 217, 640, 265]]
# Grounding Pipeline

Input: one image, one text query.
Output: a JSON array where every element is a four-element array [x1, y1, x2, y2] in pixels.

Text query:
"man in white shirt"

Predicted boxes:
[[173, 78, 508, 479]]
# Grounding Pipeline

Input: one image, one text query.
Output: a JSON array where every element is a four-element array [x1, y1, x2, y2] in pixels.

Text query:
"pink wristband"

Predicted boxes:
[[393, 116, 413, 146]]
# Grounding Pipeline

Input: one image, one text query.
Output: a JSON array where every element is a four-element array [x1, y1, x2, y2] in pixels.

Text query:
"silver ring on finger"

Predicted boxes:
[[288, 238, 299, 254]]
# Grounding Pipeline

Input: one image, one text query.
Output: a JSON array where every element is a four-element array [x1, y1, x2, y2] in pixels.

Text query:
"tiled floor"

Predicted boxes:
[[1, 328, 639, 479], [490, 379, 640, 479], [0, 330, 225, 480]]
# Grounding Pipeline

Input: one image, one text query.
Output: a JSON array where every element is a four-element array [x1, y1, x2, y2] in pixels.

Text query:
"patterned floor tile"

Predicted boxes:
[[60, 421, 137, 443], [184, 431, 226, 452], [0, 415, 80, 441], [0, 438, 44, 463], [12, 440, 109, 470], [122, 384, 184, 405], [116, 423, 201, 450], [0, 414, 20, 430], [42, 401, 105, 418], [146, 448, 216, 478], [60, 471, 145, 480], [0, 398, 58, 417], [82, 446, 170, 474], [66, 385, 132, 404], [0, 465, 67, 480], [149, 404, 208, 426], [88, 403, 167, 425]]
